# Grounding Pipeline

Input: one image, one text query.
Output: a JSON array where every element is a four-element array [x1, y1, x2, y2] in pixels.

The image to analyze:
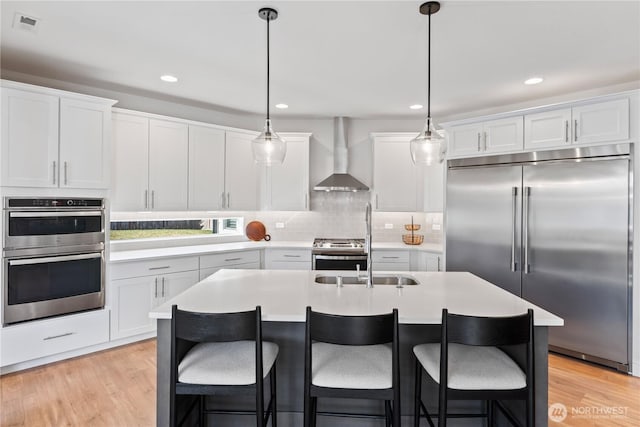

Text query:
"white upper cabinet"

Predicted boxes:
[[112, 113, 189, 211], [188, 125, 226, 211], [524, 108, 572, 149], [372, 133, 419, 212], [572, 98, 629, 145], [446, 122, 483, 157], [148, 119, 188, 211], [112, 112, 149, 211], [1, 88, 58, 187], [262, 133, 310, 211], [59, 98, 111, 188], [447, 116, 523, 158], [525, 98, 629, 149], [1, 81, 114, 188], [224, 131, 260, 210]]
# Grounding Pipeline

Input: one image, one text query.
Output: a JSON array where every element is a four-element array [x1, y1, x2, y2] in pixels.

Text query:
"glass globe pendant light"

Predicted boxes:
[[253, 7, 286, 165], [410, 1, 446, 165]]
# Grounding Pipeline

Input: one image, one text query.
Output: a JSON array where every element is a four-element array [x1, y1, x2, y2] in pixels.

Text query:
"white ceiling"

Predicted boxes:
[[1, 1, 639, 119]]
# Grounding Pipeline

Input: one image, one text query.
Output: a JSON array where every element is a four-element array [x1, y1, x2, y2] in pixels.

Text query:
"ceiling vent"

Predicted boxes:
[[13, 12, 40, 34]]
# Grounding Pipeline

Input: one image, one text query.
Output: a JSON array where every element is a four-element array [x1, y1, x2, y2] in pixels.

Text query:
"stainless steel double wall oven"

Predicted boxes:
[[3, 198, 105, 325]]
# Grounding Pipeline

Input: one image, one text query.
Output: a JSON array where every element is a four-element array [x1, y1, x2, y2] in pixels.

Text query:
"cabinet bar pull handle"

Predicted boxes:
[[574, 119, 578, 142], [523, 186, 531, 274], [43, 332, 74, 341], [154, 277, 158, 298], [151, 190, 155, 209], [511, 186, 518, 272], [284, 255, 301, 258], [149, 266, 170, 271], [437, 256, 441, 272], [477, 133, 481, 151], [382, 256, 399, 259], [305, 193, 308, 209], [227, 193, 230, 208], [483, 132, 487, 151], [52, 161, 57, 185], [64, 161, 68, 185], [375, 194, 379, 209], [225, 257, 242, 262], [162, 277, 166, 297], [144, 190, 148, 209], [221, 192, 226, 209], [564, 120, 569, 143]]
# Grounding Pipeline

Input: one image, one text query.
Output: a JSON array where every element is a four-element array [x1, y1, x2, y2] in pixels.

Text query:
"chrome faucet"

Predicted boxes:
[[364, 202, 373, 288]]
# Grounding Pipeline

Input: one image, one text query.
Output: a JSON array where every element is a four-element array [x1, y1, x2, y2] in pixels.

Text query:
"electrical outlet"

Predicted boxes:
[[432, 223, 441, 231], [275, 222, 285, 229], [384, 223, 394, 229]]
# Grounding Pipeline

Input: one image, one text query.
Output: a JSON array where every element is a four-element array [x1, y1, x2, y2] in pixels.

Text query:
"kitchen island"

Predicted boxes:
[[150, 269, 562, 426]]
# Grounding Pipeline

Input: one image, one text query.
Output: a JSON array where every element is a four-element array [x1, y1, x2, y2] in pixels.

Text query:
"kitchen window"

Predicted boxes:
[[110, 217, 244, 240]]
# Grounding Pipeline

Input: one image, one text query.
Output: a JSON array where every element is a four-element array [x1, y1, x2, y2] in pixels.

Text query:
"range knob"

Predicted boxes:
[[67, 200, 74, 206]]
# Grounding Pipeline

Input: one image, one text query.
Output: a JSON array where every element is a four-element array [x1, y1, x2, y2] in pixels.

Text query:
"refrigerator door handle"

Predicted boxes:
[[523, 186, 531, 274], [511, 186, 518, 272]]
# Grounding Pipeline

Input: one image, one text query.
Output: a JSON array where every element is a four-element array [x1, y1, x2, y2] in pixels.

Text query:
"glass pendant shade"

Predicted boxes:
[[252, 118, 286, 165], [410, 117, 446, 165]]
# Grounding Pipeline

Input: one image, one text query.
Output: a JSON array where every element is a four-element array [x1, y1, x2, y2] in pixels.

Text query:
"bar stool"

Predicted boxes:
[[413, 308, 534, 427], [170, 305, 278, 427], [303, 306, 400, 426]]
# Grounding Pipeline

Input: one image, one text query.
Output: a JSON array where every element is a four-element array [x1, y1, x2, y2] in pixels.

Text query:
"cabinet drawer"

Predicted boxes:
[[200, 250, 261, 269], [371, 251, 410, 264], [1, 309, 109, 366], [265, 249, 311, 263], [110, 256, 199, 280]]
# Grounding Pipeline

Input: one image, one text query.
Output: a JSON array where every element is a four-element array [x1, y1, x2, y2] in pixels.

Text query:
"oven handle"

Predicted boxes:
[[313, 254, 368, 261], [9, 211, 103, 218], [8, 252, 102, 266]]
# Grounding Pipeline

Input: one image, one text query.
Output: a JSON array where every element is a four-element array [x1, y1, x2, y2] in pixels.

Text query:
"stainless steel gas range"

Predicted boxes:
[[312, 238, 367, 271]]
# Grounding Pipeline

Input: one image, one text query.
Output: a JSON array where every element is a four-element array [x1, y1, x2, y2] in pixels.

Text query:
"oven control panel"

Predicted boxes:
[[6, 198, 104, 209]]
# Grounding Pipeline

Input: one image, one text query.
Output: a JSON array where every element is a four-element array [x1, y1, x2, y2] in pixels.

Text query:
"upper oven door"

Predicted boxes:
[[6, 210, 104, 249]]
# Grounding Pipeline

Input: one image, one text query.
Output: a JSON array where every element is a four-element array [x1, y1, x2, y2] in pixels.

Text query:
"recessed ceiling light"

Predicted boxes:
[[524, 77, 543, 85], [410, 104, 424, 110], [160, 75, 178, 83], [275, 103, 288, 109]]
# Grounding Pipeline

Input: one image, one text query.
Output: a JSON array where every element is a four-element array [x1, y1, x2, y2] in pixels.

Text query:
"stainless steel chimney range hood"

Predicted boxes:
[[313, 117, 369, 192]]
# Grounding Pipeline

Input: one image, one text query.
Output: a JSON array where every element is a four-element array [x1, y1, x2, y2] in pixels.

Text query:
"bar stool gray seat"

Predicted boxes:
[[170, 305, 278, 427], [413, 308, 534, 427], [304, 306, 400, 426]]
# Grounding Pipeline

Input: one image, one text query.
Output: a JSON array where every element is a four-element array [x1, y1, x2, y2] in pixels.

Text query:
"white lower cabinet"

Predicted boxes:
[[371, 250, 411, 271], [110, 256, 199, 340], [410, 251, 442, 272], [264, 249, 312, 270], [0, 309, 110, 367], [199, 250, 261, 280]]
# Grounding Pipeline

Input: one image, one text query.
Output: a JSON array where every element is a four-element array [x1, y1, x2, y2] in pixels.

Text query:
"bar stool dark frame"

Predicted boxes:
[[303, 306, 401, 426], [169, 305, 277, 427], [414, 308, 535, 427]]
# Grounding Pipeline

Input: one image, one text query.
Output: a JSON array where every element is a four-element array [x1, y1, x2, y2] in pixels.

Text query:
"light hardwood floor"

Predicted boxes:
[[1, 340, 639, 426]]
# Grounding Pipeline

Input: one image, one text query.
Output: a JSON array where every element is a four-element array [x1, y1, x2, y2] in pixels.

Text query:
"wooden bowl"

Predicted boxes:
[[402, 234, 424, 245], [404, 224, 421, 231]]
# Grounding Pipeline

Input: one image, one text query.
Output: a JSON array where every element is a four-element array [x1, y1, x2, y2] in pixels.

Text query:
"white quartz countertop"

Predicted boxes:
[[149, 269, 563, 326], [110, 240, 442, 263]]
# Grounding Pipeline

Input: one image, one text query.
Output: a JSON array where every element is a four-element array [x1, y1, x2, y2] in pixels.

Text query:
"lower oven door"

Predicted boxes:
[[313, 254, 368, 271], [3, 252, 105, 325]]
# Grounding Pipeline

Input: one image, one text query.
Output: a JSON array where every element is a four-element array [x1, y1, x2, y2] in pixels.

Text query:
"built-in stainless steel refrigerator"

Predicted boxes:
[[446, 143, 632, 372]]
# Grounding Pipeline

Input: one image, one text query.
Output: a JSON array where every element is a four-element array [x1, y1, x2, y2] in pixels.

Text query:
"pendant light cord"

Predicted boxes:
[[427, 4, 431, 120], [266, 14, 271, 121]]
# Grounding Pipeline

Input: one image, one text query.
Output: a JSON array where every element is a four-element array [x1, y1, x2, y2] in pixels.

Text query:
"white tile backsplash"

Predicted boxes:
[[110, 192, 443, 245]]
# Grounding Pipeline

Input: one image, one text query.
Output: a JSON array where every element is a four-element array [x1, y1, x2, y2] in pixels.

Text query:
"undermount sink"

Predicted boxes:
[[314, 274, 419, 286]]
